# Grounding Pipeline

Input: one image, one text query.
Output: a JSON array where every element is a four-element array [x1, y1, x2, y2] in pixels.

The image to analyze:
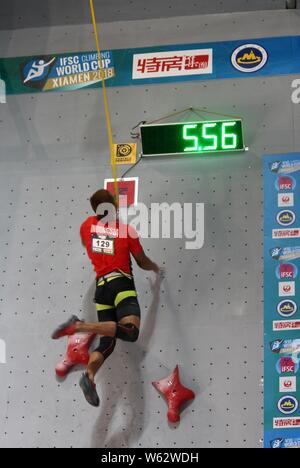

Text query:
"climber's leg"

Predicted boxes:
[[79, 307, 117, 407]]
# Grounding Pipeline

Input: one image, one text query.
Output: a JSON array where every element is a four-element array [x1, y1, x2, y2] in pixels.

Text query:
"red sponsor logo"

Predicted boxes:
[[272, 229, 300, 239], [279, 264, 296, 279], [274, 321, 300, 331], [278, 176, 294, 191], [136, 54, 209, 75], [133, 49, 213, 79], [274, 418, 300, 428], [283, 380, 293, 389], [280, 358, 297, 374]]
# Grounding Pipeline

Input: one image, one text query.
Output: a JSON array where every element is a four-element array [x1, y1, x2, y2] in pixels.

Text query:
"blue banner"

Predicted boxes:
[[264, 153, 300, 449], [1, 35, 300, 95]]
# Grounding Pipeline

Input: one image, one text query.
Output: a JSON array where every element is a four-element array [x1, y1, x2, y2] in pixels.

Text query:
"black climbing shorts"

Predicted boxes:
[[94, 275, 141, 323]]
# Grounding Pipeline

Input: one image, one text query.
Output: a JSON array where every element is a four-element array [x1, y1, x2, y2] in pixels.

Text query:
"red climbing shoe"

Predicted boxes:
[[51, 315, 81, 340], [79, 373, 100, 407]]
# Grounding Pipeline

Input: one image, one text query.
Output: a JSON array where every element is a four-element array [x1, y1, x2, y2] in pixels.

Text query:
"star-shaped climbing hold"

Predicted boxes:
[[55, 333, 96, 378], [152, 366, 195, 423]]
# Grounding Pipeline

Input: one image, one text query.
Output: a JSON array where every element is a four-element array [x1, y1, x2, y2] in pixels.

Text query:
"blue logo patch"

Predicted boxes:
[[277, 210, 296, 227], [271, 340, 285, 352], [21, 56, 56, 89], [22, 58, 56, 83], [270, 439, 284, 449], [278, 396, 298, 415], [277, 300, 298, 318], [231, 44, 268, 73], [271, 438, 300, 449], [270, 162, 283, 173], [270, 247, 283, 260]]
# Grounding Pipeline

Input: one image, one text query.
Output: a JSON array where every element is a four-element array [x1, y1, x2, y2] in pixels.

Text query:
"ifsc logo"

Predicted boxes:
[[276, 176, 296, 192], [231, 44, 268, 73], [20, 56, 56, 89], [276, 357, 299, 375], [276, 264, 298, 281], [278, 396, 298, 415]]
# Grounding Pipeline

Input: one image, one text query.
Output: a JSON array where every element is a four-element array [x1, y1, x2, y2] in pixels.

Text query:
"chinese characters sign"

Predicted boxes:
[[132, 49, 213, 79]]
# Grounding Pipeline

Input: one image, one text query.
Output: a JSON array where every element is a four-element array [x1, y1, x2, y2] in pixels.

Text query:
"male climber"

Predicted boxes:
[[52, 189, 161, 407]]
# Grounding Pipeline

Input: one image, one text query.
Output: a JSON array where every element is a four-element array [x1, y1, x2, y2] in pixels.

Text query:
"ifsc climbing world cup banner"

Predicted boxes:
[[2, 36, 300, 95], [264, 153, 300, 449], [19, 51, 114, 92]]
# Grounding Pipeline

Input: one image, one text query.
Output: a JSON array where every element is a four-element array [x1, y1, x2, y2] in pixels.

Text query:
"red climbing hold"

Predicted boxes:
[[152, 365, 195, 423], [55, 333, 96, 377]]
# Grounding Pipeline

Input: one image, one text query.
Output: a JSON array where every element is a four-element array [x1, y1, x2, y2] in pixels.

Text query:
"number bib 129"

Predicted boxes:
[[92, 235, 115, 255]]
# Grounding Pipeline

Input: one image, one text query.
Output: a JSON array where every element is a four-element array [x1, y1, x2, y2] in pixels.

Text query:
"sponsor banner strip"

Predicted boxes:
[[273, 418, 300, 429], [264, 153, 300, 448], [273, 229, 300, 239], [1, 35, 300, 94], [273, 321, 300, 331]]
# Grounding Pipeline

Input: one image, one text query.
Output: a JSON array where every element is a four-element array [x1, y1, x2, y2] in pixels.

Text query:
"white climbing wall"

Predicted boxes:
[[0, 5, 300, 448]]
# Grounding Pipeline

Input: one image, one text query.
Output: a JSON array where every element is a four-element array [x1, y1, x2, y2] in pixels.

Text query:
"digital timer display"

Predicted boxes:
[[140, 120, 245, 157]]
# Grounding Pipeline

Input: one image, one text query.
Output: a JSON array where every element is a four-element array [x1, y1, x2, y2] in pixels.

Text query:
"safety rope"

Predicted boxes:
[[89, 0, 119, 204]]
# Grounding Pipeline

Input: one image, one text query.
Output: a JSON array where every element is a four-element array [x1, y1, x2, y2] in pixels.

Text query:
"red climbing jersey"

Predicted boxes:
[[80, 216, 143, 278]]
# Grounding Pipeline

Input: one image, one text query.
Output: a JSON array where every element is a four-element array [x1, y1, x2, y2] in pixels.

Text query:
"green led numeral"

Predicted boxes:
[[183, 121, 239, 154], [222, 122, 237, 149], [183, 124, 198, 152], [202, 123, 218, 151]]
